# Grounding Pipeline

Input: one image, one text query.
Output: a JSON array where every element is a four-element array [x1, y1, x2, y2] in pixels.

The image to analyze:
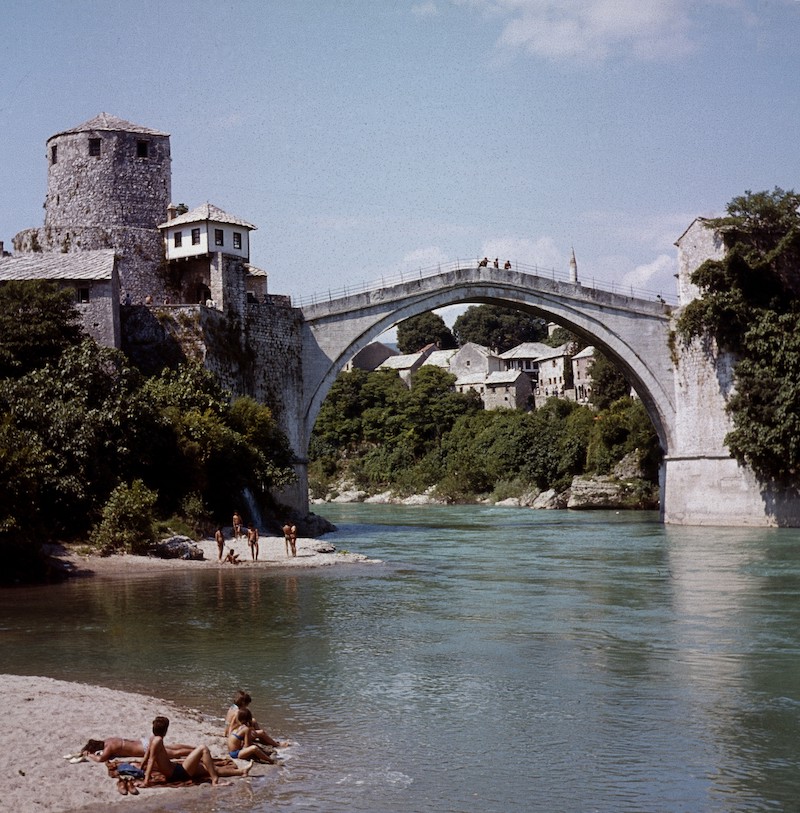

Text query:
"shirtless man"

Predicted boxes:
[[224, 548, 240, 565], [232, 511, 243, 540], [247, 526, 259, 561], [81, 736, 193, 762], [215, 528, 225, 561], [141, 716, 250, 787]]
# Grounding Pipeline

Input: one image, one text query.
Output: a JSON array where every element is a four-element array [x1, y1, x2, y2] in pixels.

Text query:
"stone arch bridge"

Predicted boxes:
[[270, 263, 798, 527]]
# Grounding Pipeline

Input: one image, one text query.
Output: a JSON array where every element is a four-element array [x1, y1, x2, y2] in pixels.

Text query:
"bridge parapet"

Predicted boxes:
[[294, 260, 676, 311]]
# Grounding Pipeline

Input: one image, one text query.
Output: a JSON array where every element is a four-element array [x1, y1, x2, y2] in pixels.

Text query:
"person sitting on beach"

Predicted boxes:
[[227, 708, 276, 763], [224, 548, 240, 565], [224, 690, 288, 748], [247, 526, 259, 561], [215, 528, 225, 561], [81, 736, 193, 762], [141, 716, 251, 787]]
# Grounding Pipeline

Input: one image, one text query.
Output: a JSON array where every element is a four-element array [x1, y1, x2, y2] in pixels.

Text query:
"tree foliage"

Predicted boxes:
[[0, 282, 297, 581], [0, 280, 84, 378], [589, 351, 630, 410], [310, 363, 660, 501], [396, 312, 457, 353], [676, 188, 800, 482], [452, 305, 547, 352]]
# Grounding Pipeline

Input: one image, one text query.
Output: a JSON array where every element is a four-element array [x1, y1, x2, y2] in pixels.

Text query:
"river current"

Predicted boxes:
[[3, 504, 800, 812]]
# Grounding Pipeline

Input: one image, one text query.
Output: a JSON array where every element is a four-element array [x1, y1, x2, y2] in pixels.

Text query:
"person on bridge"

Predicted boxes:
[[493, 258, 499, 268], [478, 257, 489, 267], [504, 259, 512, 270]]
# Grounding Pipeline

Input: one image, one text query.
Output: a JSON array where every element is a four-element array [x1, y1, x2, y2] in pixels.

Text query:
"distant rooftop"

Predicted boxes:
[[0, 250, 116, 281]]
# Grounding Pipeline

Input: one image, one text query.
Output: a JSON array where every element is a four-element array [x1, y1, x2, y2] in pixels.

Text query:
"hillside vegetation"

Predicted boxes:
[[0, 281, 295, 583]]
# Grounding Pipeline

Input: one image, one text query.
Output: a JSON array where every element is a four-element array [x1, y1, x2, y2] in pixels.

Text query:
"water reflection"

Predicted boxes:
[[2, 507, 800, 811]]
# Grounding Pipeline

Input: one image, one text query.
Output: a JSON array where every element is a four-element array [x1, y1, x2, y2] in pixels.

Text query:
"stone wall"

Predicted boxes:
[[14, 226, 166, 305], [45, 128, 170, 230]]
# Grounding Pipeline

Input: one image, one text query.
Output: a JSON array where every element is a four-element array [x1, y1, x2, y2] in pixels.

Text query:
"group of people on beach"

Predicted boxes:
[[78, 690, 287, 795], [214, 512, 299, 563]]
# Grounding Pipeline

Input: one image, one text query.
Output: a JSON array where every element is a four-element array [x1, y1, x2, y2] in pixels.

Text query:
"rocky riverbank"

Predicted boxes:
[[312, 453, 659, 511]]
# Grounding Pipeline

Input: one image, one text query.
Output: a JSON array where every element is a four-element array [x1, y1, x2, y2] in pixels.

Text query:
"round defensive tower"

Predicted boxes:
[[14, 114, 173, 302], [44, 113, 171, 229]]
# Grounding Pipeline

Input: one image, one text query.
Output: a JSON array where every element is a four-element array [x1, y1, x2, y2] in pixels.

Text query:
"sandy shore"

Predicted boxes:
[[4, 534, 378, 810], [55, 529, 380, 578], [0, 673, 279, 811]]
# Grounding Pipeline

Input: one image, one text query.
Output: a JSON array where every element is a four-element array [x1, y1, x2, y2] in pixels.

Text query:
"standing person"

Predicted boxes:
[[504, 259, 512, 270], [493, 258, 499, 268], [232, 511, 242, 540], [215, 528, 225, 561], [227, 708, 275, 763], [141, 716, 250, 786], [288, 524, 297, 557], [282, 523, 292, 556], [247, 526, 259, 561]]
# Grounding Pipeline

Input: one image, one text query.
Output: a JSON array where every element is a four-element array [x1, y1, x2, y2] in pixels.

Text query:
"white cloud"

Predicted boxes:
[[621, 252, 677, 293], [411, 2, 440, 18], [456, 0, 696, 62]]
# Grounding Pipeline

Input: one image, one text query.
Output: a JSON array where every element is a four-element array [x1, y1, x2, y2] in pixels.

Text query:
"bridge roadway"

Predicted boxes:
[[299, 264, 675, 455]]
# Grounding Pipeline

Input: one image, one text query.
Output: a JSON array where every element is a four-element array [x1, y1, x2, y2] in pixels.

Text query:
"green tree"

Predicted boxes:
[[589, 351, 630, 409], [453, 305, 547, 352], [396, 312, 457, 353], [0, 280, 84, 378], [676, 187, 800, 482]]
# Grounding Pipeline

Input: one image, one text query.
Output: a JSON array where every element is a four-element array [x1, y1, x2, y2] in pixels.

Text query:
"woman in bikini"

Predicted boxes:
[[227, 708, 276, 763], [225, 690, 287, 747]]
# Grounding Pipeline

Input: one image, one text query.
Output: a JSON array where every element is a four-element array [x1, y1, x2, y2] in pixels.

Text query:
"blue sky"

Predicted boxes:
[[2, 0, 799, 312]]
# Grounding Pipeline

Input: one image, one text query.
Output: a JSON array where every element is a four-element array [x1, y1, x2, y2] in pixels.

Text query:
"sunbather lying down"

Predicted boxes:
[[81, 736, 194, 762]]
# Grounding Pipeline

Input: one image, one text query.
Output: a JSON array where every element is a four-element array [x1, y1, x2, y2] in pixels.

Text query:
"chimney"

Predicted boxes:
[[166, 203, 178, 222]]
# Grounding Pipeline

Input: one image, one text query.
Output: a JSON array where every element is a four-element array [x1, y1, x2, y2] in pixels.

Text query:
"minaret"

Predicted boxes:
[[569, 248, 579, 285]]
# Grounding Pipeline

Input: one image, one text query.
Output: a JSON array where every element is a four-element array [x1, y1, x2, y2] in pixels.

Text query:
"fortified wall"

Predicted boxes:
[[667, 219, 800, 526]]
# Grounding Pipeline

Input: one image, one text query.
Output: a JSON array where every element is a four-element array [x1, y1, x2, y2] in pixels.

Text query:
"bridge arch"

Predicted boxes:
[[300, 266, 675, 457]]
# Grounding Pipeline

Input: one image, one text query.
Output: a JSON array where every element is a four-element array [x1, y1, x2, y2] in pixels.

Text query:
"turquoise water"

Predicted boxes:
[[3, 504, 800, 812]]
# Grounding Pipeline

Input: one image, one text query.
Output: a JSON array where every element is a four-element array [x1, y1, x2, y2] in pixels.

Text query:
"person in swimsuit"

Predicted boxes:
[[247, 526, 259, 561], [232, 511, 243, 540], [215, 528, 225, 561], [227, 708, 276, 763], [141, 716, 251, 787], [224, 690, 288, 747], [224, 548, 240, 565], [81, 736, 193, 762]]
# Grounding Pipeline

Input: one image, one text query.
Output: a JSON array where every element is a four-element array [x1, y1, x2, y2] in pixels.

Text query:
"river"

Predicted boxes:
[[3, 504, 800, 812]]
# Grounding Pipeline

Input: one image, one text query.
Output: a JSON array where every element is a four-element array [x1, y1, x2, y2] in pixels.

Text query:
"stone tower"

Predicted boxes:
[[13, 113, 172, 303]]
